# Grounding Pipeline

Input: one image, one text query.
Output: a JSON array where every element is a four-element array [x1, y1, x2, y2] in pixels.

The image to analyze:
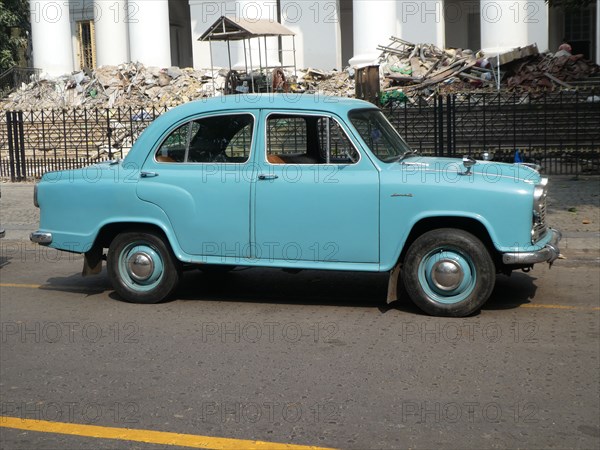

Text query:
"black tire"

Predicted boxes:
[[107, 231, 181, 304], [401, 228, 495, 317]]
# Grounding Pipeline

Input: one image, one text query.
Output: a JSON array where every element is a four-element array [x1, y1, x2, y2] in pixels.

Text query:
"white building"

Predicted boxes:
[[29, 0, 599, 76]]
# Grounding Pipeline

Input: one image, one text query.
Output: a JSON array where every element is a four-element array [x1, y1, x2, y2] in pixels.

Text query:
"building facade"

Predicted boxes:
[[29, 0, 599, 76]]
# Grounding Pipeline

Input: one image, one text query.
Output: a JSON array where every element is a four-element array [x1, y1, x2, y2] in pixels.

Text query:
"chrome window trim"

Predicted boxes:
[[152, 111, 257, 165], [263, 111, 362, 166]]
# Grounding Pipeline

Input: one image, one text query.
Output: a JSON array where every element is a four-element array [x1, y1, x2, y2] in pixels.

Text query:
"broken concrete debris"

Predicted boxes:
[[377, 37, 599, 100], [1, 63, 227, 111], [1, 38, 598, 111], [1, 63, 358, 111]]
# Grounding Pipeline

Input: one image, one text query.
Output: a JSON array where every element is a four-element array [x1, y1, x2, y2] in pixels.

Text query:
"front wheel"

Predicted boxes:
[[401, 228, 495, 317], [107, 231, 181, 304]]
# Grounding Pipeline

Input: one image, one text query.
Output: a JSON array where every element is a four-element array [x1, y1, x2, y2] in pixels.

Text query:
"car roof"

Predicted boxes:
[[163, 94, 378, 117], [125, 94, 379, 165]]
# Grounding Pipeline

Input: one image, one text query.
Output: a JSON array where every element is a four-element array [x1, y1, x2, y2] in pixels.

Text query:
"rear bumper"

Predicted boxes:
[[30, 231, 53, 245], [502, 229, 562, 265]]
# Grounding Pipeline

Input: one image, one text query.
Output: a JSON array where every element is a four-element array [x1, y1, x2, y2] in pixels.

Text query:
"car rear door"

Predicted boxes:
[[137, 112, 257, 258]]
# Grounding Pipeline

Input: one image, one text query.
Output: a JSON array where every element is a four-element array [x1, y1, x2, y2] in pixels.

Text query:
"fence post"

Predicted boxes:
[[575, 91, 579, 178], [446, 94, 452, 156], [106, 109, 113, 159], [437, 95, 444, 156], [17, 111, 26, 179], [6, 112, 16, 182]]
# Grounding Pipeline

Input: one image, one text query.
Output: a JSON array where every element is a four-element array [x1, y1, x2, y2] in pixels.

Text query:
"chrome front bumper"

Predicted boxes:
[[30, 231, 53, 245], [502, 229, 562, 265]]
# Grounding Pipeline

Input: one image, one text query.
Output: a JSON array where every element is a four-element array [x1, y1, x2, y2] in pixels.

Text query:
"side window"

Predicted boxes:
[[156, 123, 188, 162], [155, 114, 253, 163], [266, 114, 358, 164], [316, 117, 359, 164]]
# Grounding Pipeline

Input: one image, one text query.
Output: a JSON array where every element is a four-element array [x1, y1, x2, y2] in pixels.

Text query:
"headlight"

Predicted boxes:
[[33, 184, 39, 208], [532, 177, 549, 242], [533, 177, 548, 213]]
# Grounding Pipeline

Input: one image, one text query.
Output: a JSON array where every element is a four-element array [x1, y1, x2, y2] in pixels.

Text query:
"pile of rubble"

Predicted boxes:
[[0, 63, 228, 111], [379, 37, 489, 94], [505, 51, 600, 90], [0, 63, 358, 111], [295, 68, 355, 97], [378, 37, 599, 98], [2, 39, 598, 111]]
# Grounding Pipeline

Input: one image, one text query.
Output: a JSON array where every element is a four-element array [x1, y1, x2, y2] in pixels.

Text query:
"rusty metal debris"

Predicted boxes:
[[378, 37, 599, 99]]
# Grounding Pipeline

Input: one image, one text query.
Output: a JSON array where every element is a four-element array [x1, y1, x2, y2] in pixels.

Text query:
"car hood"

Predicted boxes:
[[389, 155, 542, 185]]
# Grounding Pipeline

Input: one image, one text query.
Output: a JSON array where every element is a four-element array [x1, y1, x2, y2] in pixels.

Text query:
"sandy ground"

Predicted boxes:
[[546, 175, 600, 233]]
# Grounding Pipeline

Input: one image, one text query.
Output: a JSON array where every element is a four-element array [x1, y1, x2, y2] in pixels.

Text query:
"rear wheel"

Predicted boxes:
[[401, 228, 495, 317], [107, 231, 180, 304]]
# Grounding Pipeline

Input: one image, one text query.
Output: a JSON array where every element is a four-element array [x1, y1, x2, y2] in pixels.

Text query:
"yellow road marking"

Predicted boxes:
[[0, 283, 43, 289], [0, 416, 335, 450], [0, 283, 100, 292], [520, 303, 600, 311], [2, 283, 599, 311]]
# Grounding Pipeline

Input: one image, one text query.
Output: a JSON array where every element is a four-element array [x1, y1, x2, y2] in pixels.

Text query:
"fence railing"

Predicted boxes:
[[1, 90, 599, 180], [0, 67, 41, 98]]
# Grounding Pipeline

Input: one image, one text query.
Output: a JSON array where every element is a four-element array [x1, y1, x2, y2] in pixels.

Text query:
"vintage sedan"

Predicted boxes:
[[31, 94, 560, 316]]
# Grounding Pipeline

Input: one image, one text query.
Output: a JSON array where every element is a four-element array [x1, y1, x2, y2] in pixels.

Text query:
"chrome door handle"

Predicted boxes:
[[258, 174, 278, 180], [141, 171, 159, 178]]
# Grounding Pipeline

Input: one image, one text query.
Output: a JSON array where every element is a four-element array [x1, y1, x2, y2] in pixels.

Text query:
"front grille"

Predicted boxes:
[[532, 196, 548, 242]]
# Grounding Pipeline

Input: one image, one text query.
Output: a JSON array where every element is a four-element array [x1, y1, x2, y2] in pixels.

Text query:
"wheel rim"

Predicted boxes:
[[418, 248, 476, 304], [118, 241, 164, 292]]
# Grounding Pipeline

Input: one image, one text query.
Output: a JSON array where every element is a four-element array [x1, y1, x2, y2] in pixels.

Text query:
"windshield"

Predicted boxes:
[[349, 109, 413, 162]]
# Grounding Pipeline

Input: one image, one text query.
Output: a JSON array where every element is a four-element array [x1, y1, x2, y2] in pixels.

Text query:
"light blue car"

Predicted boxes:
[[31, 94, 561, 316]]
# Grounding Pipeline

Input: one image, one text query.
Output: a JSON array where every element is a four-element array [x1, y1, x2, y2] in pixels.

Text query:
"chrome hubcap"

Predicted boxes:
[[431, 259, 464, 292], [127, 252, 154, 281]]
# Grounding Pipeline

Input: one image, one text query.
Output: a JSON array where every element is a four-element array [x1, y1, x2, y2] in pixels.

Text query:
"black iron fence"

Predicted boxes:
[[0, 67, 41, 98], [1, 90, 599, 180], [385, 89, 600, 174], [1, 106, 168, 180]]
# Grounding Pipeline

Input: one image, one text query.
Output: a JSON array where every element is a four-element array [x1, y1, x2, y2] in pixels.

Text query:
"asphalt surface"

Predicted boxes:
[[1, 182, 599, 449]]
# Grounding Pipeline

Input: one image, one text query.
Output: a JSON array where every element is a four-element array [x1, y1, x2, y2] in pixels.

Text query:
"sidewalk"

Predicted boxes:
[[1, 177, 598, 257]]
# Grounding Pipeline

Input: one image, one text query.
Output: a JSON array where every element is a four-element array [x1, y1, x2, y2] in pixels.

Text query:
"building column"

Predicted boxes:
[[349, 0, 396, 66], [128, 0, 171, 67], [94, 0, 129, 66], [30, 0, 74, 75], [480, 0, 548, 53], [397, 1, 445, 49]]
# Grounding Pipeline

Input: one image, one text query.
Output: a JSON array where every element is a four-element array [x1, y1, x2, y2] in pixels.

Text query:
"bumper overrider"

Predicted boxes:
[[502, 228, 562, 266], [30, 231, 53, 245]]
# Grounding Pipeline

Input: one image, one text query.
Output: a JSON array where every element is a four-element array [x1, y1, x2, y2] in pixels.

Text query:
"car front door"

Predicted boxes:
[[137, 112, 256, 258], [253, 111, 380, 265]]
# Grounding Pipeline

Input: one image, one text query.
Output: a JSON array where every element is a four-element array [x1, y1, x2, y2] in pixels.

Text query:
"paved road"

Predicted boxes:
[[1, 181, 599, 449], [1, 239, 599, 449]]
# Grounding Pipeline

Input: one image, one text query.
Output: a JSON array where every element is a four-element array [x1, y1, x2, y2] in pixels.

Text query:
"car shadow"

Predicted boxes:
[[0, 255, 11, 269], [176, 267, 390, 308], [176, 268, 539, 314], [483, 272, 539, 311], [36, 267, 540, 314], [42, 270, 110, 296]]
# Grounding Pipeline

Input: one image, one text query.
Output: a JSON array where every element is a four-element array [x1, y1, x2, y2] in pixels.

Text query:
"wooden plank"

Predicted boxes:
[[544, 72, 573, 88]]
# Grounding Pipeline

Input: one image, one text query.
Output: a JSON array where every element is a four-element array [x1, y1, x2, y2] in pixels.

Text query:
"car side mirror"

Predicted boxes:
[[462, 156, 476, 175]]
